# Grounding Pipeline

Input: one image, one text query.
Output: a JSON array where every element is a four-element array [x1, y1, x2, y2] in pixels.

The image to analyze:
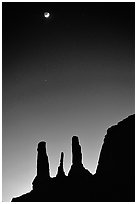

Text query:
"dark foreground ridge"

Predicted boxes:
[[12, 114, 135, 202]]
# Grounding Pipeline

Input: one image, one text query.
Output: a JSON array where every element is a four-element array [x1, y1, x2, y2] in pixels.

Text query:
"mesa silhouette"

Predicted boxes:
[[11, 114, 135, 202]]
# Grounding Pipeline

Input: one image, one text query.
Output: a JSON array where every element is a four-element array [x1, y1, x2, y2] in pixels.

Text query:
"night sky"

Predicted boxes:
[[2, 2, 135, 201]]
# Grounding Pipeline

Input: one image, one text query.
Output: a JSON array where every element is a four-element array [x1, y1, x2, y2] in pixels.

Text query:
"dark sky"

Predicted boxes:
[[2, 2, 135, 201]]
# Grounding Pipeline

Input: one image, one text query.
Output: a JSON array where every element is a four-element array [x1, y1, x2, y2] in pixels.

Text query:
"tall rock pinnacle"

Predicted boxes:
[[72, 136, 82, 166], [37, 141, 50, 178], [56, 152, 65, 177], [68, 136, 91, 177], [68, 136, 84, 177], [32, 141, 50, 189]]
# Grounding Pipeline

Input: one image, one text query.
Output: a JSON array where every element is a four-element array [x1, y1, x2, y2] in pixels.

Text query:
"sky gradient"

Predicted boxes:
[[2, 2, 135, 201]]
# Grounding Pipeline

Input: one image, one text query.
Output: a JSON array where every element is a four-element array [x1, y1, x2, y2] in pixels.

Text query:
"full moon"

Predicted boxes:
[[44, 12, 50, 18]]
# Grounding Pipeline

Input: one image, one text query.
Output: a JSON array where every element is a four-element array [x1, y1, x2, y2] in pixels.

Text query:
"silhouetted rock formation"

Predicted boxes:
[[72, 136, 82, 165], [56, 152, 66, 177], [68, 136, 91, 178], [32, 141, 50, 190], [95, 114, 135, 201], [11, 114, 135, 202]]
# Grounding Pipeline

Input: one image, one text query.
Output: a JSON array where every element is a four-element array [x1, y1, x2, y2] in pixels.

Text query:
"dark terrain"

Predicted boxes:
[[12, 114, 135, 202]]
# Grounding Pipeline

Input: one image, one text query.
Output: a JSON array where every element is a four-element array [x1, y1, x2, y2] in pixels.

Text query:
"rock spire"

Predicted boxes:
[[72, 136, 82, 166], [56, 152, 65, 177], [32, 141, 50, 189]]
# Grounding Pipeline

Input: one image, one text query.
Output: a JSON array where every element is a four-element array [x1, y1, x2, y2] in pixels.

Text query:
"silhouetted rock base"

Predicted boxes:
[[12, 176, 134, 202]]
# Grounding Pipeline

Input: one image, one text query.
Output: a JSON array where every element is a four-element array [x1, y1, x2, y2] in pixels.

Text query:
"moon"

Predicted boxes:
[[44, 12, 50, 18]]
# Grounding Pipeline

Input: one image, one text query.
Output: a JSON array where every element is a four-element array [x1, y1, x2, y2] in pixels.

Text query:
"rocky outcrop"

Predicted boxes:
[[95, 114, 135, 201], [11, 114, 135, 202], [96, 115, 135, 177], [56, 152, 66, 177], [72, 136, 82, 165], [68, 136, 92, 177], [32, 141, 50, 190]]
